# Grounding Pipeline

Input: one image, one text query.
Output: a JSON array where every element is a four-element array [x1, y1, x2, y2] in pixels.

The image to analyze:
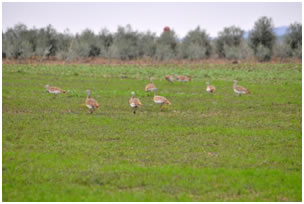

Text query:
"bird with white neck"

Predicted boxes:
[[85, 90, 100, 114], [129, 91, 142, 114]]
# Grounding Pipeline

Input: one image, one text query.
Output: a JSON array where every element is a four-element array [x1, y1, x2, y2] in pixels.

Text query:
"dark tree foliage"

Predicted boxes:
[[138, 31, 156, 58], [155, 29, 179, 60], [180, 26, 212, 60], [89, 45, 101, 57], [2, 23, 34, 59], [215, 26, 244, 58], [98, 28, 113, 51], [109, 25, 140, 60], [249, 16, 276, 61], [81, 29, 101, 57], [284, 23, 302, 58], [3, 18, 299, 61]]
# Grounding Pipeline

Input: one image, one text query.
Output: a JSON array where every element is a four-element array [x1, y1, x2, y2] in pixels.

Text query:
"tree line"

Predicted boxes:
[[2, 16, 302, 62]]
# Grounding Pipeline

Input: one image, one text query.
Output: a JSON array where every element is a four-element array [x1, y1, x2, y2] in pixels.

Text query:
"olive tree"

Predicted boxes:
[[34, 25, 59, 60], [249, 16, 276, 61], [56, 29, 73, 60], [68, 29, 103, 60], [155, 29, 179, 60], [273, 42, 290, 61], [137, 31, 156, 58], [215, 26, 244, 58], [2, 24, 34, 59], [108, 25, 140, 60], [223, 40, 253, 60], [284, 23, 302, 59], [180, 26, 212, 60], [98, 28, 113, 57]]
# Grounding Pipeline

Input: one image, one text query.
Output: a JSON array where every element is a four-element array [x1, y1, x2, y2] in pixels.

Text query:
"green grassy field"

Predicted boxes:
[[2, 63, 302, 201]]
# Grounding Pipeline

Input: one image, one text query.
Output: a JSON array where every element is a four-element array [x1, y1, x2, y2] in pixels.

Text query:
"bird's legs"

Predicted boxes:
[[89, 108, 94, 114], [160, 103, 164, 111]]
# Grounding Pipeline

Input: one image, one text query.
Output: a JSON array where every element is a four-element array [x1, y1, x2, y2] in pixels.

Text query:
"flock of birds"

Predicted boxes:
[[45, 74, 250, 114]]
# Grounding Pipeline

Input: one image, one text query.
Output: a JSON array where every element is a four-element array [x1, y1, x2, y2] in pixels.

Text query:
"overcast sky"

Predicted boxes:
[[2, 2, 302, 37]]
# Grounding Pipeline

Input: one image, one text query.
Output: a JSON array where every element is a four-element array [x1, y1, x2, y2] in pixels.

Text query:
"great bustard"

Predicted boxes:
[[145, 77, 157, 93], [165, 75, 174, 83], [233, 80, 251, 96], [45, 85, 66, 98], [175, 75, 192, 82], [85, 90, 100, 114], [129, 92, 142, 114], [206, 82, 216, 93], [153, 90, 171, 110]]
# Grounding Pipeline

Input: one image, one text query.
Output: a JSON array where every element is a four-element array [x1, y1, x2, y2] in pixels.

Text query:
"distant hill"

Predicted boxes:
[[243, 26, 288, 39]]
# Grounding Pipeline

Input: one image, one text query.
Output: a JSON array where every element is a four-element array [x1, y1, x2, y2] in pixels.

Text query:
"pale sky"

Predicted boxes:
[[2, 2, 302, 38]]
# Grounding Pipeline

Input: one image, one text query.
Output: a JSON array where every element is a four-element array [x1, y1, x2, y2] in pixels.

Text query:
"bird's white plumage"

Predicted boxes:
[[233, 89, 247, 94], [130, 103, 137, 108], [154, 100, 164, 104], [48, 90, 62, 94]]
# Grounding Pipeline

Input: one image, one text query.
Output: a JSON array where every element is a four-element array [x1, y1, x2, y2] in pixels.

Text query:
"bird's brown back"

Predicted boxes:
[[49, 86, 66, 93], [86, 97, 100, 108], [145, 83, 156, 91], [154, 95, 171, 104], [129, 97, 142, 107]]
